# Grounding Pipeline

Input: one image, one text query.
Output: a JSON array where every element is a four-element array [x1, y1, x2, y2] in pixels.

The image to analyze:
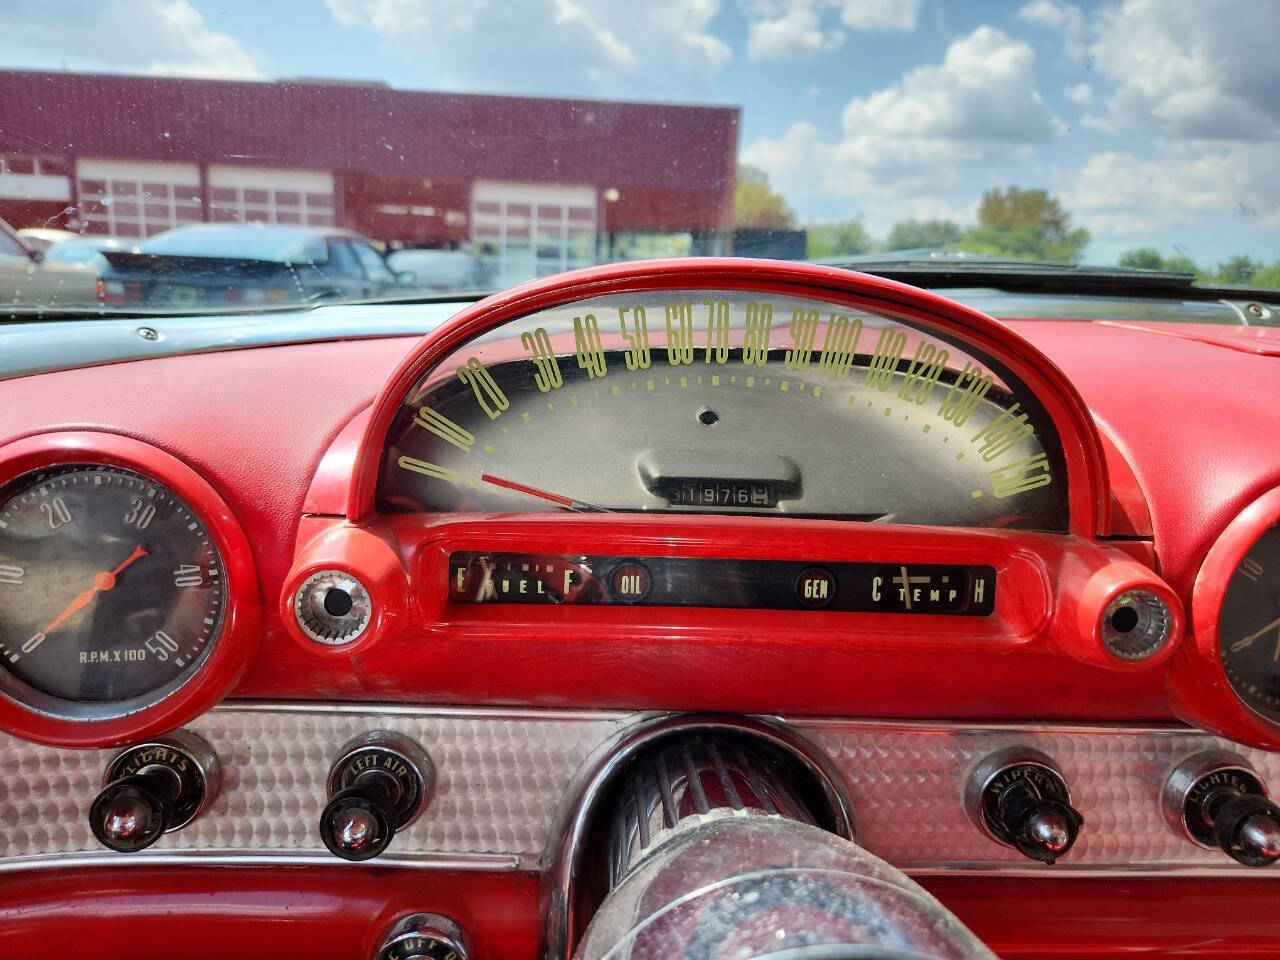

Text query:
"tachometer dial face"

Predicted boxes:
[[379, 290, 1070, 530], [1219, 524, 1280, 723], [0, 465, 225, 704]]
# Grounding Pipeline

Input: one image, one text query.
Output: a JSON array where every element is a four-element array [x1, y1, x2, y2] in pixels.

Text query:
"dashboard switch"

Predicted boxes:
[[89, 730, 220, 853], [965, 747, 1083, 864], [373, 914, 471, 960], [320, 731, 433, 861], [1163, 750, 1280, 866]]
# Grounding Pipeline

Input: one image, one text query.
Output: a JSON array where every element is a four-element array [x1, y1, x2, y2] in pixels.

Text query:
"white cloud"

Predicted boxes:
[[326, 0, 729, 99], [740, 0, 919, 62], [1066, 145, 1280, 237], [1087, 0, 1280, 140], [0, 0, 264, 80], [145, 0, 265, 79], [743, 27, 1062, 230], [552, 0, 636, 68], [1064, 82, 1092, 105], [833, 0, 921, 31], [1016, 0, 1085, 61], [746, 4, 843, 61], [840, 26, 1062, 145]]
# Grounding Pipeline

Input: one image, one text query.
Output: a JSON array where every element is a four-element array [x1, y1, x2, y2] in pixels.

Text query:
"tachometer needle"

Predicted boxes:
[[40, 544, 148, 637], [480, 473, 608, 512]]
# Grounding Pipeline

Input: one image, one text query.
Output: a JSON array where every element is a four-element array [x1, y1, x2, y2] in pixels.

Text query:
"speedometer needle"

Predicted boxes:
[[40, 544, 148, 637], [480, 473, 608, 512]]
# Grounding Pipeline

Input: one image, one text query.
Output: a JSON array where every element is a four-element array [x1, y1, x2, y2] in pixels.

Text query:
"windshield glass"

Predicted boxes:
[[0, 0, 1276, 316]]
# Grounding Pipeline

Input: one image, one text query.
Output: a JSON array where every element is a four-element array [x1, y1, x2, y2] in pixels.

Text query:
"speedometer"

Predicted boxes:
[[379, 288, 1070, 530]]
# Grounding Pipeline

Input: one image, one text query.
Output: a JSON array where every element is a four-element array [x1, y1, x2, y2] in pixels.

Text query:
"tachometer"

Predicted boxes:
[[0, 464, 225, 703], [379, 289, 1070, 530]]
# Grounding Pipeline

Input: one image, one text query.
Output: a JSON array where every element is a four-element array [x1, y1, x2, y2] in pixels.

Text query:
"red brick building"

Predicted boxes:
[[0, 70, 738, 285]]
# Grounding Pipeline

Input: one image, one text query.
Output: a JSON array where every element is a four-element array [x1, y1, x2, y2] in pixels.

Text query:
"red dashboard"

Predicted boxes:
[[2, 260, 1279, 959]]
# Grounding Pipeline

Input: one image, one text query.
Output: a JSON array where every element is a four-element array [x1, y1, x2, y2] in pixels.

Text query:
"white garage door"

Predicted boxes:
[[471, 181, 597, 289], [208, 166, 335, 227], [77, 159, 202, 238]]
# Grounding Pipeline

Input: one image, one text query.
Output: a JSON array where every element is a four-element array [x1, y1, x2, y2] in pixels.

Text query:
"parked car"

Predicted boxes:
[[97, 224, 420, 307], [0, 217, 98, 308], [385, 247, 484, 292], [15, 227, 84, 253], [37, 235, 129, 274]]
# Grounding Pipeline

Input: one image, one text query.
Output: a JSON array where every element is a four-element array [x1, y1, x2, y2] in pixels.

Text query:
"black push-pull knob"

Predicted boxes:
[[320, 731, 433, 861], [89, 731, 220, 853], [966, 747, 1084, 864], [1165, 751, 1280, 867]]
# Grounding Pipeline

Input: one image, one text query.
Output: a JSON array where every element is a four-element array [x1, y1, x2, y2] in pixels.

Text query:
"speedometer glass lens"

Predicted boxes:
[[1219, 525, 1280, 723], [0, 465, 225, 704], [380, 290, 1069, 530]]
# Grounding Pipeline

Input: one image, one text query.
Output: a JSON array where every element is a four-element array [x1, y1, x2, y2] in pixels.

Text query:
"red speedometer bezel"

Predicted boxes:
[[346, 259, 1110, 538], [0, 431, 260, 747]]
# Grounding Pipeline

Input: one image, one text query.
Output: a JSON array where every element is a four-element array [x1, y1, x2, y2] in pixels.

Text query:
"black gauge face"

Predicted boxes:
[[1219, 524, 1280, 723], [0, 465, 225, 703], [377, 290, 1070, 531]]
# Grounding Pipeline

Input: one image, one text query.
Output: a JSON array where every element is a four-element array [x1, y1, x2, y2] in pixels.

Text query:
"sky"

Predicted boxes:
[[0, 0, 1276, 264]]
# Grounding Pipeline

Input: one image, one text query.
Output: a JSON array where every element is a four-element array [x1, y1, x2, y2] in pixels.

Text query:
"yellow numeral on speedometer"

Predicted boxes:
[[665, 301, 695, 365], [457, 357, 509, 420], [397, 456, 458, 483], [521, 326, 563, 392], [864, 328, 907, 390], [619, 306, 651, 370], [785, 308, 819, 370], [817, 314, 862, 379], [573, 314, 607, 379], [742, 301, 772, 365], [703, 297, 730, 364], [412, 406, 475, 451]]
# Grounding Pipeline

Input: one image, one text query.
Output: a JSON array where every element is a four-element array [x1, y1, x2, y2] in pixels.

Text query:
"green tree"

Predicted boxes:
[[885, 219, 962, 251], [1163, 255, 1201, 275], [1118, 248, 1166, 270], [957, 186, 1090, 262], [1215, 255, 1262, 285], [806, 220, 874, 259], [734, 165, 796, 229], [1250, 260, 1280, 288]]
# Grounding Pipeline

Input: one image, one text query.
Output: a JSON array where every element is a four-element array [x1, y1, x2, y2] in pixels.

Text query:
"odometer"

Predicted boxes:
[[0, 465, 225, 703]]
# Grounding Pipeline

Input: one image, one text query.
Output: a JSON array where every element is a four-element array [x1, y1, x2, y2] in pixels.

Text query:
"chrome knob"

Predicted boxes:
[[373, 914, 470, 960], [1163, 750, 1280, 866], [89, 730, 220, 853], [1238, 813, 1280, 863], [1025, 807, 1071, 856], [965, 747, 1084, 864], [320, 731, 433, 861]]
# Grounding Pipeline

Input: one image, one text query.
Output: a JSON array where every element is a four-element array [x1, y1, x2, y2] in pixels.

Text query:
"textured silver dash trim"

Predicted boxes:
[[0, 851, 520, 874], [3, 703, 1280, 875]]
